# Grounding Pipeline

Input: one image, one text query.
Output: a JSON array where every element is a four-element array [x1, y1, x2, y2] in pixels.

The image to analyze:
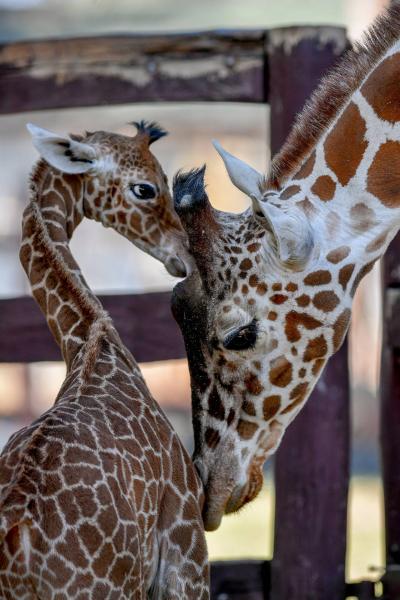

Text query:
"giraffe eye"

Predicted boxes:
[[130, 183, 156, 200], [223, 319, 258, 351]]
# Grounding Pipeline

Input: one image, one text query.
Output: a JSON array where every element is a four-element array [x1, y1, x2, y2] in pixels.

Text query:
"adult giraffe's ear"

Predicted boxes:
[[255, 199, 314, 269], [27, 123, 97, 174], [213, 140, 314, 269]]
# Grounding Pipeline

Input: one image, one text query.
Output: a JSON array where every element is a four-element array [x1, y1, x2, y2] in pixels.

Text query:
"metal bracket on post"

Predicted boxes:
[[381, 565, 400, 599], [345, 581, 377, 600]]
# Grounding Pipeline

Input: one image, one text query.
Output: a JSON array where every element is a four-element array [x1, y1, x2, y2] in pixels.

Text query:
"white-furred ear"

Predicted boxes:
[[257, 200, 314, 269], [212, 138, 313, 268], [27, 123, 97, 174], [212, 139, 263, 200]]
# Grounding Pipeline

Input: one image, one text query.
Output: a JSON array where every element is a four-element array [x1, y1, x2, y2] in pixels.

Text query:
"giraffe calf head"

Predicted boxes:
[[27, 121, 190, 277]]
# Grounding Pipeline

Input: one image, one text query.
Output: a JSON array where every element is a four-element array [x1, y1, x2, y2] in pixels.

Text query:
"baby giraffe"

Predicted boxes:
[[0, 122, 208, 599]]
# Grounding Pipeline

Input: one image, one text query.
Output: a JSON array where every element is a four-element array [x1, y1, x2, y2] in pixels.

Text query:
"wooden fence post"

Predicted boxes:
[[381, 234, 400, 600], [267, 26, 350, 600]]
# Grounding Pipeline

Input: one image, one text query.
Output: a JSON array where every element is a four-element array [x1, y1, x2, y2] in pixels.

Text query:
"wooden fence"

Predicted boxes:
[[0, 23, 398, 600]]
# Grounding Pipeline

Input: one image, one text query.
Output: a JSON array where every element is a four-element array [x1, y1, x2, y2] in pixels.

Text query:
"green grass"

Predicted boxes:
[[206, 476, 384, 581]]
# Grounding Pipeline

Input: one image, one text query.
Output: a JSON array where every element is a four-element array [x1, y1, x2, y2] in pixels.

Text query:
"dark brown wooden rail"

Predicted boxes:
[[0, 26, 347, 114], [0, 292, 185, 363], [0, 30, 266, 112]]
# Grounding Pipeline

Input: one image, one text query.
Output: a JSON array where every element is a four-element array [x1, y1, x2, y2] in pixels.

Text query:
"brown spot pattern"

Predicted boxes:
[[249, 274, 259, 287], [242, 401, 256, 417], [280, 185, 301, 200], [257, 283, 268, 296], [304, 270, 332, 286], [297, 197, 316, 216], [293, 150, 316, 180], [312, 291, 340, 312], [270, 294, 288, 305], [296, 294, 310, 307], [303, 335, 328, 362], [312, 358, 326, 376], [350, 203, 377, 233], [362, 53, 400, 123], [311, 175, 336, 201], [367, 141, 400, 208], [338, 264, 355, 291], [205, 428, 221, 449], [263, 396, 281, 421], [281, 382, 309, 415], [332, 308, 351, 351], [326, 246, 350, 264], [269, 356, 293, 388], [366, 230, 388, 253], [239, 258, 253, 271], [237, 420, 258, 440], [285, 311, 322, 342], [208, 386, 225, 420], [324, 102, 368, 186], [350, 261, 376, 297], [244, 372, 263, 396]]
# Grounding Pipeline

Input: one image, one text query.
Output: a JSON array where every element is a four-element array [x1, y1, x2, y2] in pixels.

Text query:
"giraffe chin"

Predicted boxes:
[[202, 466, 264, 531], [225, 465, 264, 515]]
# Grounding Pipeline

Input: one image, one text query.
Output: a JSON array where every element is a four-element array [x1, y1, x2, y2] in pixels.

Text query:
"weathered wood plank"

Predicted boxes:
[[0, 30, 266, 113], [267, 25, 348, 154], [0, 293, 186, 363], [269, 26, 350, 600]]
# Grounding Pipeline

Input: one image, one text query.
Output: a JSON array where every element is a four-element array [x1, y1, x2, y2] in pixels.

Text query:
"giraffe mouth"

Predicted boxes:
[[202, 464, 264, 531], [202, 484, 245, 531]]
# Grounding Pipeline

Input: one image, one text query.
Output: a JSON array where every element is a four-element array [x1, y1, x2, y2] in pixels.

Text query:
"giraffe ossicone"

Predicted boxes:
[[0, 121, 209, 598], [172, 4, 400, 531]]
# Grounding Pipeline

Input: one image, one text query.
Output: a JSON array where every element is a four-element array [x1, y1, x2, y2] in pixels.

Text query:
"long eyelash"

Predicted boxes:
[[223, 319, 258, 351]]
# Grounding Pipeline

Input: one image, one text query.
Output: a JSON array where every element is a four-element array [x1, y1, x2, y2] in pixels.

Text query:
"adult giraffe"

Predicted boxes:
[[171, 4, 400, 531], [0, 122, 208, 598]]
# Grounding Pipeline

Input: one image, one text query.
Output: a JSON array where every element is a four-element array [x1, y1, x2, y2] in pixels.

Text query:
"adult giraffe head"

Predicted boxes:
[[172, 5, 400, 531], [27, 120, 189, 277]]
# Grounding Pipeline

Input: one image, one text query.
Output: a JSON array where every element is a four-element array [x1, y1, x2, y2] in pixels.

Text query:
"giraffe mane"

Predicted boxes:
[[264, 3, 400, 191]]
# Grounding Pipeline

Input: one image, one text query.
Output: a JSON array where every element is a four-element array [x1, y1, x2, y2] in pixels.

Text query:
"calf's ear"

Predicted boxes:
[[27, 123, 97, 174]]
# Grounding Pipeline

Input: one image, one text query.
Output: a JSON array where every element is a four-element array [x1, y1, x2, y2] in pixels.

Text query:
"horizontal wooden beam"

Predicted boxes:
[[0, 292, 186, 364], [0, 30, 266, 113]]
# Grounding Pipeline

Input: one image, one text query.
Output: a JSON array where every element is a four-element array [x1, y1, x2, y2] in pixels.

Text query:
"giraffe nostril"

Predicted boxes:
[[165, 256, 187, 278]]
